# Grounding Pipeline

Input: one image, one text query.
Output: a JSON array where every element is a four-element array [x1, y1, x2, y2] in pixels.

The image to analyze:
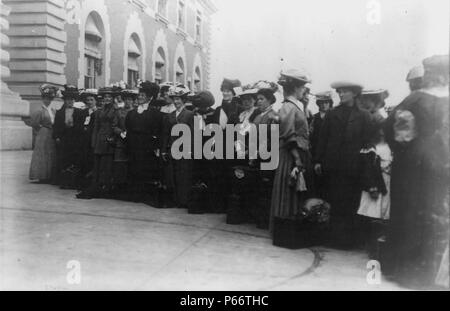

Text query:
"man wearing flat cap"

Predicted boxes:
[[382, 54, 449, 289], [314, 81, 373, 250]]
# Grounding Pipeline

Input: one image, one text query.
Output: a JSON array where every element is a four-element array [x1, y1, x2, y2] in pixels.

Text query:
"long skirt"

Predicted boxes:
[[93, 154, 114, 185], [326, 171, 364, 249], [29, 127, 56, 181], [172, 159, 193, 207], [270, 147, 311, 229]]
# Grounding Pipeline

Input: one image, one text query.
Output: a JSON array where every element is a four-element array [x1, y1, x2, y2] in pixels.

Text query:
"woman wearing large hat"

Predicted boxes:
[[77, 86, 116, 199], [29, 84, 59, 183], [160, 85, 194, 209], [187, 90, 218, 214], [78, 89, 98, 186], [53, 85, 88, 189], [125, 81, 163, 204], [252, 83, 280, 229], [219, 78, 242, 125], [270, 69, 314, 248], [314, 80, 373, 249]]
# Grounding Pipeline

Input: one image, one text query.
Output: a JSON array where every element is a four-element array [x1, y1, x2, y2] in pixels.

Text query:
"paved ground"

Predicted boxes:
[[0, 151, 404, 290]]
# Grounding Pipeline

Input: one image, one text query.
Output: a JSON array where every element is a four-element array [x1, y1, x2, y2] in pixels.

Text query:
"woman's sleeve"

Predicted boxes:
[[283, 108, 309, 152], [29, 110, 42, 132]]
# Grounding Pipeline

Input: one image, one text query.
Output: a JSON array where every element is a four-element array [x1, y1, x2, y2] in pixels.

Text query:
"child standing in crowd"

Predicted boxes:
[[357, 126, 392, 258]]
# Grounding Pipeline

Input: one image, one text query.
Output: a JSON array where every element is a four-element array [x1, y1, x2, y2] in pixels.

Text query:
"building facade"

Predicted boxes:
[[0, 0, 217, 150]]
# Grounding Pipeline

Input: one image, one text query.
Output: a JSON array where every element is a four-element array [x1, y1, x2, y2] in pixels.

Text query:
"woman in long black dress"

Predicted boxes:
[[382, 55, 449, 289], [53, 85, 87, 189], [77, 87, 116, 199], [125, 81, 162, 205], [161, 86, 194, 209]]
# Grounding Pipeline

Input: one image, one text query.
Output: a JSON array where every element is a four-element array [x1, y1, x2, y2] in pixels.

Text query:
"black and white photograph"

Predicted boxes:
[[0, 0, 448, 293]]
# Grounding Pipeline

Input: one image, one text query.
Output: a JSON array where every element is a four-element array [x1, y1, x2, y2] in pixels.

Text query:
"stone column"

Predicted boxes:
[[4, 0, 67, 117], [0, 0, 31, 150]]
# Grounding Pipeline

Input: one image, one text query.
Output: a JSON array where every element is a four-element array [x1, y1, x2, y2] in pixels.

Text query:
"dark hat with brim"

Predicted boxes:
[[331, 81, 363, 93], [314, 91, 334, 106], [61, 85, 79, 100], [121, 89, 139, 98]]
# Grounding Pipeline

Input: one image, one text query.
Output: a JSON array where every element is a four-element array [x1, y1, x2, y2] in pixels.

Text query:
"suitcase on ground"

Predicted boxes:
[[272, 217, 328, 249]]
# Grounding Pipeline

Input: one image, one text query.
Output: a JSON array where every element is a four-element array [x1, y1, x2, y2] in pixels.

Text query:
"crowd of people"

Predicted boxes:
[[28, 54, 449, 289]]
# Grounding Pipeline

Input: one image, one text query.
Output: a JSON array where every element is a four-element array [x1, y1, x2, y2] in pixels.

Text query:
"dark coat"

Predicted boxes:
[[53, 105, 88, 169], [382, 90, 449, 286], [92, 104, 116, 155], [125, 105, 163, 182], [309, 112, 326, 158], [112, 107, 129, 162], [315, 104, 373, 176], [161, 107, 194, 206]]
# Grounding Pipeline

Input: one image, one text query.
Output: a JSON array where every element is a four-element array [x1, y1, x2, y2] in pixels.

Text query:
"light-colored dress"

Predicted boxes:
[[357, 142, 392, 220], [29, 105, 56, 181]]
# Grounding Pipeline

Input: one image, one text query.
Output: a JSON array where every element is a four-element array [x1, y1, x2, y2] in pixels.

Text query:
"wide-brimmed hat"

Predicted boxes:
[[279, 69, 312, 84], [98, 87, 116, 96], [121, 89, 139, 98], [39, 84, 59, 98], [79, 89, 98, 100], [192, 91, 215, 109], [330, 81, 364, 94], [237, 88, 259, 99], [167, 85, 191, 98], [61, 85, 79, 100], [362, 89, 389, 99], [221, 78, 242, 92], [362, 89, 389, 108], [314, 91, 334, 106]]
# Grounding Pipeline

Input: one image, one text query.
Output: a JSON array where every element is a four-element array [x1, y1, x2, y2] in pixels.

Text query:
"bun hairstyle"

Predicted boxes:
[[257, 88, 276, 104]]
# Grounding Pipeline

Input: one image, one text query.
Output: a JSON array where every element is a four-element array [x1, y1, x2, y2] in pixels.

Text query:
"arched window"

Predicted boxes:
[[127, 34, 142, 87], [155, 47, 166, 84], [194, 66, 201, 92], [84, 12, 105, 89], [175, 58, 184, 84]]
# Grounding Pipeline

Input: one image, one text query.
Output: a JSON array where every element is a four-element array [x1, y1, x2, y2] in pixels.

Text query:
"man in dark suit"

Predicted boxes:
[[314, 81, 373, 249], [161, 86, 194, 209]]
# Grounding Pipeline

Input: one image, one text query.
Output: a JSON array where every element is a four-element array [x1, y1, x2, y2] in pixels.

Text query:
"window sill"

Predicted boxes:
[[195, 40, 203, 49], [176, 27, 188, 40], [156, 13, 169, 27]]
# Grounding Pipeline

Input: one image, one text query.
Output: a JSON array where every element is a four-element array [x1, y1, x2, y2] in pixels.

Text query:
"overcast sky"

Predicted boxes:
[[209, 0, 449, 109]]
